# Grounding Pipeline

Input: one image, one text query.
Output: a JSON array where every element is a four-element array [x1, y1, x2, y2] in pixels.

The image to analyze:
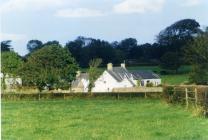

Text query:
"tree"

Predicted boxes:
[[1, 51, 23, 76], [185, 33, 208, 84], [88, 39, 115, 65], [114, 49, 125, 64], [65, 37, 116, 67], [88, 58, 102, 93], [157, 19, 201, 61], [160, 52, 181, 73], [19, 44, 78, 91], [43, 40, 60, 46], [118, 38, 137, 59], [157, 19, 201, 47], [1, 40, 12, 52], [65, 38, 84, 66], [27, 40, 43, 53]]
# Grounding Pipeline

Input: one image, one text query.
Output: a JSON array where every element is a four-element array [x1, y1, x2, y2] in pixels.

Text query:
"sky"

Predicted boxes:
[[0, 0, 208, 56]]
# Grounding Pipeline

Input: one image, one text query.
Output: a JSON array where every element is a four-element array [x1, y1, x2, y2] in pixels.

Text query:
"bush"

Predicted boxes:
[[163, 86, 174, 103], [146, 82, 153, 87]]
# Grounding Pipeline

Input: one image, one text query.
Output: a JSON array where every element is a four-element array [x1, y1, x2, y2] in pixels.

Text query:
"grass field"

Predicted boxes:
[[161, 74, 189, 85], [2, 98, 208, 140]]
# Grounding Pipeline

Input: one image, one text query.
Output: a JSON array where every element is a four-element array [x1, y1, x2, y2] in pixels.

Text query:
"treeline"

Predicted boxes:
[[24, 19, 203, 72], [1, 18, 208, 86]]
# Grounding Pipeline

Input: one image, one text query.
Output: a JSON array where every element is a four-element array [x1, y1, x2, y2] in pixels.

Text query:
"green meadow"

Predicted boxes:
[[2, 98, 208, 140]]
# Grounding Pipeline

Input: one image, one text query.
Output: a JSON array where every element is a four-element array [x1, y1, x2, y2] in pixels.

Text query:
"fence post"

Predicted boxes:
[[38, 93, 40, 101], [205, 91, 208, 117], [185, 88, 189, 109], [145, 92, 147, 98], [194, 88, 198, 107], [64, 93, 65, 100]]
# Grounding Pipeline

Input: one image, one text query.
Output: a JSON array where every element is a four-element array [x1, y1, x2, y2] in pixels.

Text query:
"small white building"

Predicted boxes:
[[71, 72, 89, 92], [92, 63, 135, 92], [2, 74, 22, 89], [92, 63, 161, 92], [131, 71, 161, 87]]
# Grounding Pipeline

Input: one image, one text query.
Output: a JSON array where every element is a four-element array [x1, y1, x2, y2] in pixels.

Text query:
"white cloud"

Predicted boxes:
[[0, 33, 27, 41], [113, 0, 165, 14], [0, 0, 66, 14], [55, 8, 105, 18], [114, 0, 165, 14], [181, 0, 202, 7]]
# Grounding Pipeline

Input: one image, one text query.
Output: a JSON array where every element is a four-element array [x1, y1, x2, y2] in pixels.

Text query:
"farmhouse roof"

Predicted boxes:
[[107, 67, 132, 82], [130, 71, 160, 80]]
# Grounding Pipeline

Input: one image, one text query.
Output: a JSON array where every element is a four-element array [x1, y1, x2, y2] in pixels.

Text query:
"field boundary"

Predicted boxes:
[[112, 87, 163, 93], [163, 85, 208, 116], [1, 91, 163, 100]]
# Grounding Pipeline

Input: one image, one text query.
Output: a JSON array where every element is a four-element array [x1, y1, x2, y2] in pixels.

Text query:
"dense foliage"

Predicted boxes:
[[19, 45, 78, 90], [1, 51, 23, 76], [185, 32, 208, 85], [64, 19, 201, 70]]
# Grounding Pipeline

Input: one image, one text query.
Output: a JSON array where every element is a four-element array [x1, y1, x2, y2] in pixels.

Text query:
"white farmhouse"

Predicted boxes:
[[131, 71, 161, 87], [92, 63, 135, 92]]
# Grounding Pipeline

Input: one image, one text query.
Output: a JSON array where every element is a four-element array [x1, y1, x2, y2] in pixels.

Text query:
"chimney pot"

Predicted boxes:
[[107, 63, 113, 70], [121, 63, 125, 68], [76, 71, 81, 77]]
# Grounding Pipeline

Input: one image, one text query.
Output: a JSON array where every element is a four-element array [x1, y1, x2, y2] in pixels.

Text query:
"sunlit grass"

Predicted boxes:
[[2, 98, 208, 140]]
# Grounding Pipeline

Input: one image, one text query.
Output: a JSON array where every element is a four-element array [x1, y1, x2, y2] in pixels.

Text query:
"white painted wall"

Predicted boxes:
[[92, 71, 134, 92], [81, 79, 89, 92], [142, 79, 161, 86], [4, 77, 22, 89], [133, 79, 161, 87]]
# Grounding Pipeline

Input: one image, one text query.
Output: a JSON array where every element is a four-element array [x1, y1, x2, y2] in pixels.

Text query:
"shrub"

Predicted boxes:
[[146, 82, 153, 87]]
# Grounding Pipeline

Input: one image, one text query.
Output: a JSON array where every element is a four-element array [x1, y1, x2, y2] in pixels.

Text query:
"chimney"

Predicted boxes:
[[107, 63, 113, 70], [76, 71, 81, 77], [121, 63, 125, 68]]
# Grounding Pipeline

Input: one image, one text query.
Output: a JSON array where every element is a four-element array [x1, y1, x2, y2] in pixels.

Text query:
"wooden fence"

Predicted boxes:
[[1, 91, 162, 101], [112, 87, 163, 93], [163, 85, 208, 116]]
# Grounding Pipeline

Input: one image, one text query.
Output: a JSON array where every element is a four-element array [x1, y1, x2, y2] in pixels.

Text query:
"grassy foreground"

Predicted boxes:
[[2, 98, 208, 140]]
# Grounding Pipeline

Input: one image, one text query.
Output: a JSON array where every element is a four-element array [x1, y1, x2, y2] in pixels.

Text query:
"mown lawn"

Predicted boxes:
[[2, 98, 208, 140]]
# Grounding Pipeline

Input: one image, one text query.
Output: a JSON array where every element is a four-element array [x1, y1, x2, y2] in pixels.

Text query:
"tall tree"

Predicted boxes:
[[43, 40, 60, 46], [65, 38, 84, 66], [88, 39, 115, 65], [185, 32, 208, 85], [160, 52, 181, 73], [27, 40, 43, 53], [157, 19, 201, 72], [1, 40, 12, 52], [118, 38, 137, 59], [157, 19, 201, 61], [19, 44, 78, 91], [157, 19, 201, 48]]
